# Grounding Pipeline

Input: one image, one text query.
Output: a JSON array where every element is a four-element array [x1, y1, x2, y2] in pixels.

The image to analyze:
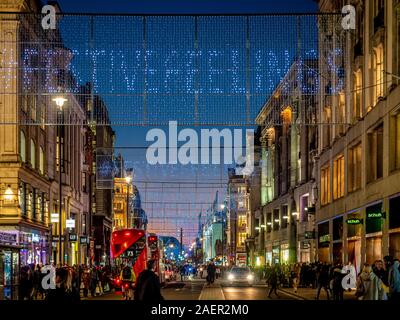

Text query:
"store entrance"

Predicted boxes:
[[0, 247, 20, 300]]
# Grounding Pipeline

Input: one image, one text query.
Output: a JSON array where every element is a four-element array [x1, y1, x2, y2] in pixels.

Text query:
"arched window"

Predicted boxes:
[[20, 131, 26, 162], [39, 147, 45, 175], [30, 139, 36, 169]]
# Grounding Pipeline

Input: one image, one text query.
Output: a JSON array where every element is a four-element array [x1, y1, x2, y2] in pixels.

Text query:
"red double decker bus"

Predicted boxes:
[[111, 229, 147, 280], [111, 229, 165, 285]]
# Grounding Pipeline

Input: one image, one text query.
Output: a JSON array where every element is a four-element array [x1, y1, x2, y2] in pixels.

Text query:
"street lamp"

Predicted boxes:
[[4, 185, 14, 201], [125, 176, 131, 228], [53, 96, 67, 266]]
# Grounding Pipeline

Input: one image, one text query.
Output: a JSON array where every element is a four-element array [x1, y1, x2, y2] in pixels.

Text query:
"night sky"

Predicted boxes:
[[48, 0, 318, 244]]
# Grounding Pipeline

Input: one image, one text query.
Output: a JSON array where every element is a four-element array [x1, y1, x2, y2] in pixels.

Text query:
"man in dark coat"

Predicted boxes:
[[267, 265, 280, 298], [134, 259, 164, 301]]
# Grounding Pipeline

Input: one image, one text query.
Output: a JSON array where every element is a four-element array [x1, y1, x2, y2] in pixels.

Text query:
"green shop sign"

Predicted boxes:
[[367, 212, 386, 219], [319, 234, 330, 243], [346, 218, 362, 225]]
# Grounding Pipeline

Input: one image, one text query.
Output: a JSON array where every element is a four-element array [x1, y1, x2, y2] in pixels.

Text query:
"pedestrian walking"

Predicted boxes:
[[134, 259, 164, 301], [315, 263, 330, 300], [356, 264, 387, 300], [388, 259, 400, 300], [267, 265, 280, 298]]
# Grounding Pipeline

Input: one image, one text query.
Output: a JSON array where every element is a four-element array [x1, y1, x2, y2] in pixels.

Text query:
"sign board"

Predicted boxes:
[[301, 241, 310, 249], [367, 212, 385, 219], [52, 235, 65, 242], [66, 219, 75, 229], [80, 236, 88, 244], [319, 234, 330, 243], [32, 234, 40, 243], [304, 231, 315, 239], [51, 213, 59, 223], [0, 232, 17, 244], [346, 218, 362, 225], [69, 234, 77, 242], [306, 206, 316, 214]]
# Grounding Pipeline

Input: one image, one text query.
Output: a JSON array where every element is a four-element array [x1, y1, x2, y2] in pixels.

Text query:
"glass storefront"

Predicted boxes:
[[365, 203, 383, 264], [0, 246, 20, 300], [18, 230, 49, 266], [318, 221, 330, 262], [389, 196, 400, 258]]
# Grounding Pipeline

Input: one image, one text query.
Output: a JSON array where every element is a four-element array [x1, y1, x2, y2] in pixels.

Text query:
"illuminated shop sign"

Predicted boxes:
[[367, 212, 385, 219], [80, 236, 88, 244], [346, 218, 362, 225], [319, 234, 330, 243], [0, 232, 17, 244], [69, 234, 77, 242]]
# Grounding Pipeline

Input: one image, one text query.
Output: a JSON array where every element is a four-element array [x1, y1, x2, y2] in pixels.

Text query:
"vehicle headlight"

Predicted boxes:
[[228, 273, 234, 280], [247, 274, 254, 281]]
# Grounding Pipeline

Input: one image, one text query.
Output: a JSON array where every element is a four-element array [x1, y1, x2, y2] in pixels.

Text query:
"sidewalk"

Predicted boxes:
[[198, 282, 225, 300], [278, 287, 357, 300]]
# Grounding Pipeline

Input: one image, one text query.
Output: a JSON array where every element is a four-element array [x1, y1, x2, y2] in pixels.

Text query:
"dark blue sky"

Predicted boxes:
[[50, 0, 318, 242], [54, 0, 317, 14]]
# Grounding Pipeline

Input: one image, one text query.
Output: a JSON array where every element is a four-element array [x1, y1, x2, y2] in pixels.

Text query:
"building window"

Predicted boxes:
[[273, 209, 280, 231], [281, 205, 288, 229], [32, 189, 37, 220], [366, 203, 383, 234], [389, 196, 400, 230], [30, 139, 36, 169], [353, 69, 362, 120], [20, 131, 26, 162], [372, 45, 384, 106], [333, 154, 345, 200], [27, 191, 32, 219], [39, 147, 44, 175], [392, 112, 400, 171], [19, 182, 26, 216], [348, 143, 362, 192], [336, 92, 345, 136], [82, 213, 87, 234], [82, 172, 87, 192], [367, 124, 384, 183], [320, 165, 331, 205], [37, 194, 42, 222], [238, 232, 246, 247]]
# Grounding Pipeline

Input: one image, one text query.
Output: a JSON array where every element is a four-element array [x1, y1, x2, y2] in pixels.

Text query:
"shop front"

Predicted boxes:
[[272, 245, 280, 264], [280, 243, 289, 264], [332, 216, 343, 265], [18, 227, 50, 266], [346, 212, 362, 274], [389, 195, 400, 258], [0, 232, 20, 300], [265, 244, 272, 265], [365, 203, 383, 264], [317, 221, 330, 262]]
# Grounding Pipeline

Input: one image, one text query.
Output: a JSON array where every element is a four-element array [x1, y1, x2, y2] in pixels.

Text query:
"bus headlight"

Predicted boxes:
[[228, 273, 234, 281], [247, 274, 254, 281]]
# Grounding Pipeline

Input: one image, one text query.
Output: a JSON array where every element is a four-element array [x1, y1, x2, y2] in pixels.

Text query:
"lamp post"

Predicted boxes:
[[125, 176, 131, 228], [220, 204, 226, 266], [53, 96, 67, 266]]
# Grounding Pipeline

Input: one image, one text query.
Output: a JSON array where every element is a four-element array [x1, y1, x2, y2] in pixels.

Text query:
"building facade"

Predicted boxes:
[[255, 59, 319, 266], [227, 168, 250, 266], [315, 0, 400, 272]]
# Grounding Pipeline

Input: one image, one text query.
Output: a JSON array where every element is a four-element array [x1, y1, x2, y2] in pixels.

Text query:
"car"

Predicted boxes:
[[227, 266, 254, 286]]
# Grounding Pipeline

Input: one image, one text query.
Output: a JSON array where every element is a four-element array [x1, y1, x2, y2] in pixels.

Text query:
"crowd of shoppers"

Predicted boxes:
[[19, 264, 112, 301], [257, 255, 400, 300]]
